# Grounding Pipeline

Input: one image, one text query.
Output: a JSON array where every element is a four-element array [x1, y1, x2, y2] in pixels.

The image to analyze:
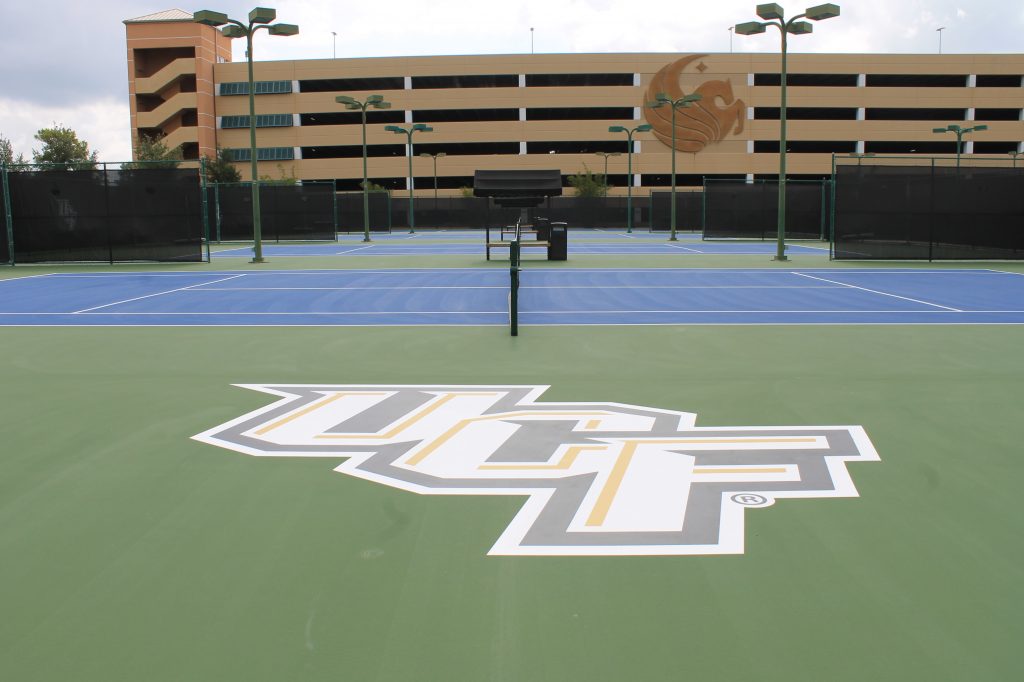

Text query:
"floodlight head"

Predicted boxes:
[[756, 3, 784, 20], [436, 152, 446, 158], [412, 124, 433, 132], [268, 23, 299, 36], [372, 102, 392, 109], [249, 7, 276, 24], [932, 127, 948, 134], [384, 125, 402, 133], [805, 3, 840, 20], [366, 95, 384, 103], [222, 25, 246, 38], [335, 95, 356, 104], [608, 125, 627, 133], [971, 124, 989, 132], [647, 99, 665, 109], [655, 92, 671, 103], [788, 21, 814, 34], [681, 93, 703, 104], [636, 124, 653, 132], [735, 21, 767, 35], [193, 10, 229, 26]]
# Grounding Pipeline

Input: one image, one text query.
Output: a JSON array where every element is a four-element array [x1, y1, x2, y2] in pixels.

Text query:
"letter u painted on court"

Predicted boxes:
[[193, 385, 880, 556]]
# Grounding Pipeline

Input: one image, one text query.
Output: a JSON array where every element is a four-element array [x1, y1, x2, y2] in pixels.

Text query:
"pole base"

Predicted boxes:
[[668, 236, 678, 242], [362, 237, 372, 243], [772, 255, 789, 262]]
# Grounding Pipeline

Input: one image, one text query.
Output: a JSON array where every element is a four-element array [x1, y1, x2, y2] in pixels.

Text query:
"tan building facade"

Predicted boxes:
[[125, 11, 1024, 195]]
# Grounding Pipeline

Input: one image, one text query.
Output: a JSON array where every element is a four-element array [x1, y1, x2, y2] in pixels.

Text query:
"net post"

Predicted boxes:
[[2, 163, 14, 265], [510, 238, 521, 337]]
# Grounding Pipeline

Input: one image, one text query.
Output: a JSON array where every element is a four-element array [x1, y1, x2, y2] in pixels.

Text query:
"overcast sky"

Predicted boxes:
[[1, 1, 1020, 163]]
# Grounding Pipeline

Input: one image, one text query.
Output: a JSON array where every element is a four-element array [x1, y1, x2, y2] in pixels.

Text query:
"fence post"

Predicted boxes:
[[102, 163, 114, 264], [2, 164, 13, 265], [332, 179, 339, 241], [199, 157, 211, 262]]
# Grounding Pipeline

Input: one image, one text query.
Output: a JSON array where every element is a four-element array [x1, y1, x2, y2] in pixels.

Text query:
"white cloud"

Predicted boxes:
[[0, 98, 132, 164]]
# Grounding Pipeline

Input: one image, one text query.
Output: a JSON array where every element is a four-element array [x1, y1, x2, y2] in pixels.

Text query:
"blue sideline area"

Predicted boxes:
[[1, 269, 1022, 326]]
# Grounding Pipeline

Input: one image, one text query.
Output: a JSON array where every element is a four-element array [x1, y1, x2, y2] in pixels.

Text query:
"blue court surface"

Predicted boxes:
[[214, 240, 827, 257], [1, 268, 1022, 326]]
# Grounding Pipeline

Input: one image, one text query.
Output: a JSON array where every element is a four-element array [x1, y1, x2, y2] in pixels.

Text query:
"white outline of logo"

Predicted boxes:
[[193, 384, 880, 556]]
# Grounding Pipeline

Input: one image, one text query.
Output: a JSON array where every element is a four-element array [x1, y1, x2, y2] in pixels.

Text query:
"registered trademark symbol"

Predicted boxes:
[[731, 493, 773, 508]]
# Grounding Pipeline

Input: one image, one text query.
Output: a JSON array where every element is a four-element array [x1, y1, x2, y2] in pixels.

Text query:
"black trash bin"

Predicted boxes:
[[548, 222, 568, 261]]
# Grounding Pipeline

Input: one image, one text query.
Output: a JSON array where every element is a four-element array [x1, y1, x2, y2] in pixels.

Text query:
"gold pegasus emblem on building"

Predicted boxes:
[[644, 55, 746, 153]]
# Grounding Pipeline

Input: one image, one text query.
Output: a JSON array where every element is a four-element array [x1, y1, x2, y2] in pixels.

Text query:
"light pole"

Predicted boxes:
[[649, 92, 702, 241], [608, 124, 652, 233], [728, 26, 734, 52], [385, 124, 433, 233], [332, 31, 336, 58], [336, 94, 391, 242], [194, 8, 298, 263], [419, 152, 446, 200], [735, 3, 840, 261], [936, 27, 945, 54], [932, 123, 988, 169], [595, 151, 621, 181], [1010, 150, 1022, 168]]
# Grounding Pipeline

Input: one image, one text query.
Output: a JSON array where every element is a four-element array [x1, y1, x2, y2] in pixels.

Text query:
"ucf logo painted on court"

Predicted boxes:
[[194, 385, 879, 556]]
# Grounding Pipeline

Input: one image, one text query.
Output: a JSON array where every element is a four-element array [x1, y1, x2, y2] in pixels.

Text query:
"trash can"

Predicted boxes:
[[534, 216, 551, 241], [548, 222, 568, 261]]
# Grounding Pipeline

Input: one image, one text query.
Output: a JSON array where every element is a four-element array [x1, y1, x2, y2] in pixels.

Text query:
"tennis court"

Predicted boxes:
[[1, 242, 1022, 681], [2, 268, 1022, 326]]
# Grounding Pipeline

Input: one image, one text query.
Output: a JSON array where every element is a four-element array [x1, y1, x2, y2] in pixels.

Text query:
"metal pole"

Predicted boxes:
[[361, 104, 371, 242], [775, 23, 789, 261], [670, 103, 678, 241], [406, 133, 415, 233], [625, 134, 632, 234], [246, 29, 263, 263], [433, 155, 438, 201], [956, 129, 963, 169]]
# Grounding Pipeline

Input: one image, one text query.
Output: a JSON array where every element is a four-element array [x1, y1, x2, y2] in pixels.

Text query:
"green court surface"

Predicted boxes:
[[1, 244, 1022, 681]]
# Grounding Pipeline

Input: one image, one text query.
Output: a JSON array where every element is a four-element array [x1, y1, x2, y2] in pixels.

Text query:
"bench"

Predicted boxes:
[[486, 240, 549, 260]]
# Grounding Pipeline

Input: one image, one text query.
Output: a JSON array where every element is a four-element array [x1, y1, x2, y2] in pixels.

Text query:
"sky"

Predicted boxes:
[[1, 1, 1020, 163]]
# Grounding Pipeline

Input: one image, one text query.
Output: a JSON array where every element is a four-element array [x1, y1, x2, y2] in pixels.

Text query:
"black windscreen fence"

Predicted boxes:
[[7, 168, 205, 263], [832, 166, 1024, 260], [385, 197, 647, 229], [1, 181, 9, 264], [703, 180, 828, 240], [336, 191, 392, 233], [651, 192, 703, 231], [211, 183, 335, 241], [544, 197, 640, 228]]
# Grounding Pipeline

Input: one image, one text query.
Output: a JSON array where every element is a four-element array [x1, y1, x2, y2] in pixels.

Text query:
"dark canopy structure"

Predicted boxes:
[[473, 169, 562, 208]]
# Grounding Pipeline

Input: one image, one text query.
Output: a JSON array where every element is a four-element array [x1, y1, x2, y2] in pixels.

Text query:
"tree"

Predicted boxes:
[[0, 134, 29, 167], [32, 125, 98, 170], [203, 147, 241, 183], [259, 163, 298, 185], [122, 133, 182, 169], [567, 166, 609, 198]]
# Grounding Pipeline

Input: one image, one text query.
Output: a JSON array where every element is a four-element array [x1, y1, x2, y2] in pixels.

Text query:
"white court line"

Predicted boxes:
[[62, 310, 507, 316], [71, 274, 246, 314], [189, 284, 843, 292], [663, 243, 704, 253], [791, 272, 963, 312], [334, 245, 376, 255], [0, 273, 60, 283]]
